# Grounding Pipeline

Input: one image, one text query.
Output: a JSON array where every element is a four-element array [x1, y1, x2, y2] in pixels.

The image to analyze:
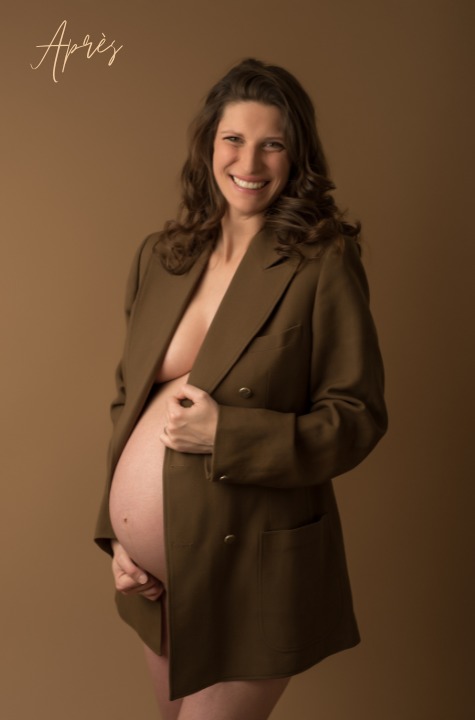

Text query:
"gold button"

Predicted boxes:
[[238, 387, 253, 398], [219, 474, 229, 482], [224, 534, 236, 544]]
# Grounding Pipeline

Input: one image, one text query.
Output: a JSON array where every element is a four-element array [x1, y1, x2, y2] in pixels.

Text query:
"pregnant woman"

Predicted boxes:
[[95, 58, 387, 720]]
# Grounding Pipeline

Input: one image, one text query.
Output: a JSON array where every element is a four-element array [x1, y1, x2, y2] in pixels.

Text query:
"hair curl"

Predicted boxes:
[[157, 58, 361, 274]]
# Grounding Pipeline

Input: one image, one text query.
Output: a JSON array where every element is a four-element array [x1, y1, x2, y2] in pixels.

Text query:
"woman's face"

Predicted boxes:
[[212, 101, 291, 222]]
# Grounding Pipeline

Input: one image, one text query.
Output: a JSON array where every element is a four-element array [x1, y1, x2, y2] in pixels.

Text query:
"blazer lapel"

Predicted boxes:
[[111, 228, 300, 470], [123, 227, 299, 434], [126, 244, 211, 400], [189, 227, 300, 394]]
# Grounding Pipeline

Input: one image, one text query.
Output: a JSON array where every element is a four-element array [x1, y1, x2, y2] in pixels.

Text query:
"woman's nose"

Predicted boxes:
[[240, 145, 263, 174]]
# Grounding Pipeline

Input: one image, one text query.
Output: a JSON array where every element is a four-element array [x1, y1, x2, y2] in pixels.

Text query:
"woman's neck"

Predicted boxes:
[[216, 213, 264, 262]]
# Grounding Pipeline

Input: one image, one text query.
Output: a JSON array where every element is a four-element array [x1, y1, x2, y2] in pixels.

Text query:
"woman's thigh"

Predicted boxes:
[[144, 595, 289, 720], [144, 645, 290, 720], [143, 641, 183, 720], [177, 676, 291, 720], [145, 639, 290, 720], [143, 596, 184, 720]]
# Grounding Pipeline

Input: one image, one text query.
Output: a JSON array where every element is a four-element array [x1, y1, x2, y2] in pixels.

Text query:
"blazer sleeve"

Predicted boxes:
[[210, 239, 388, 488], [94, 234, 156, 552]]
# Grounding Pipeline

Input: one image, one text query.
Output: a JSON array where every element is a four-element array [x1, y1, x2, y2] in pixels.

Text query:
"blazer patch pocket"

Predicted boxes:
[[247, 324, 301, 354], [259, 515, 342, 652]]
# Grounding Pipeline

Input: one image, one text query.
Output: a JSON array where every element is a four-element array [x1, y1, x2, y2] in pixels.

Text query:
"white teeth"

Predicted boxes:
[[232, 176, 267, 189]]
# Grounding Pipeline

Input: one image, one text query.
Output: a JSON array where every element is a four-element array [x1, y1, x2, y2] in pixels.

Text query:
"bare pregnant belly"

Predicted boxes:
[[109, 373, 189, 584]]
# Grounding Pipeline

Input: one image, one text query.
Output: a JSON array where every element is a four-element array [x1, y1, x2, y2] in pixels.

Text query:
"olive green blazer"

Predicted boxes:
[[94, 227, 387, 700]]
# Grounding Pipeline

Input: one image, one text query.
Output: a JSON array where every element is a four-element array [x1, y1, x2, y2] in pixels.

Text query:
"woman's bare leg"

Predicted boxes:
[[143, 597, 183, 720], [177, 676, 290, 720], [144, 594, 289, 720]]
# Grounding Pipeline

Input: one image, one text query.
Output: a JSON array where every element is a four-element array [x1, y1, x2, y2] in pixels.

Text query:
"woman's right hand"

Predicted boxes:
[[111, 540, 164, 602]]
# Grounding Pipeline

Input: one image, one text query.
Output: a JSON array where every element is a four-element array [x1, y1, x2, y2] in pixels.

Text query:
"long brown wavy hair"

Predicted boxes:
[[156, 58, 361, 274]]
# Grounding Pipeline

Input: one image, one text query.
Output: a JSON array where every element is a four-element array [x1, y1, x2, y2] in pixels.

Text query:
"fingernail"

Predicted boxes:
[[139, 573, 147, 584]]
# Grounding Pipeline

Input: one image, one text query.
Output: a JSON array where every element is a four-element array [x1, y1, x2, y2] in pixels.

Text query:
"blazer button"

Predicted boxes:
[[218, 474, 229, 482], [238, 387, 253, 399], [224, 534, 236, 544]]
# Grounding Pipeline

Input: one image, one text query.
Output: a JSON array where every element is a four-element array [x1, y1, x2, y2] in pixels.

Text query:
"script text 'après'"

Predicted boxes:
[[30, 19, 123, 83]]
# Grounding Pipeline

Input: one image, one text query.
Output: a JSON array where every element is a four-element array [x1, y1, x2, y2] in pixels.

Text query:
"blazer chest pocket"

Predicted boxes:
[[259, 515, 342, 652], [246, 324, 301, 354]]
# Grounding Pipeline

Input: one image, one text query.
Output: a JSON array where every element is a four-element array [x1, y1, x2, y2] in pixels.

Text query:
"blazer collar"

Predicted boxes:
[[248, 225, 289, 269]]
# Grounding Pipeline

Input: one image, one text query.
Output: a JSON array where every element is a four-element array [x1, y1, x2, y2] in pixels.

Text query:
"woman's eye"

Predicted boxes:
[[222, 137, 285, 150], [265, 141, 285, 150]]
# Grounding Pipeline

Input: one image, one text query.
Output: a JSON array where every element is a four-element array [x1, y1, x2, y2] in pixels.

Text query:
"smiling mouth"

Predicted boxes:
[[231, 175, 269, 190]]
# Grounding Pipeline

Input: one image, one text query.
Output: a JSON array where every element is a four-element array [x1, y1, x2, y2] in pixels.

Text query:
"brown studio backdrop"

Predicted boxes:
[[1, 0, 474, 718]]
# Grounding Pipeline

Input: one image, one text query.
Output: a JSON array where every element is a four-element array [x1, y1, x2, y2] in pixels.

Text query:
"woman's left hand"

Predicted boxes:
[[160, 383, 219, 453]]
